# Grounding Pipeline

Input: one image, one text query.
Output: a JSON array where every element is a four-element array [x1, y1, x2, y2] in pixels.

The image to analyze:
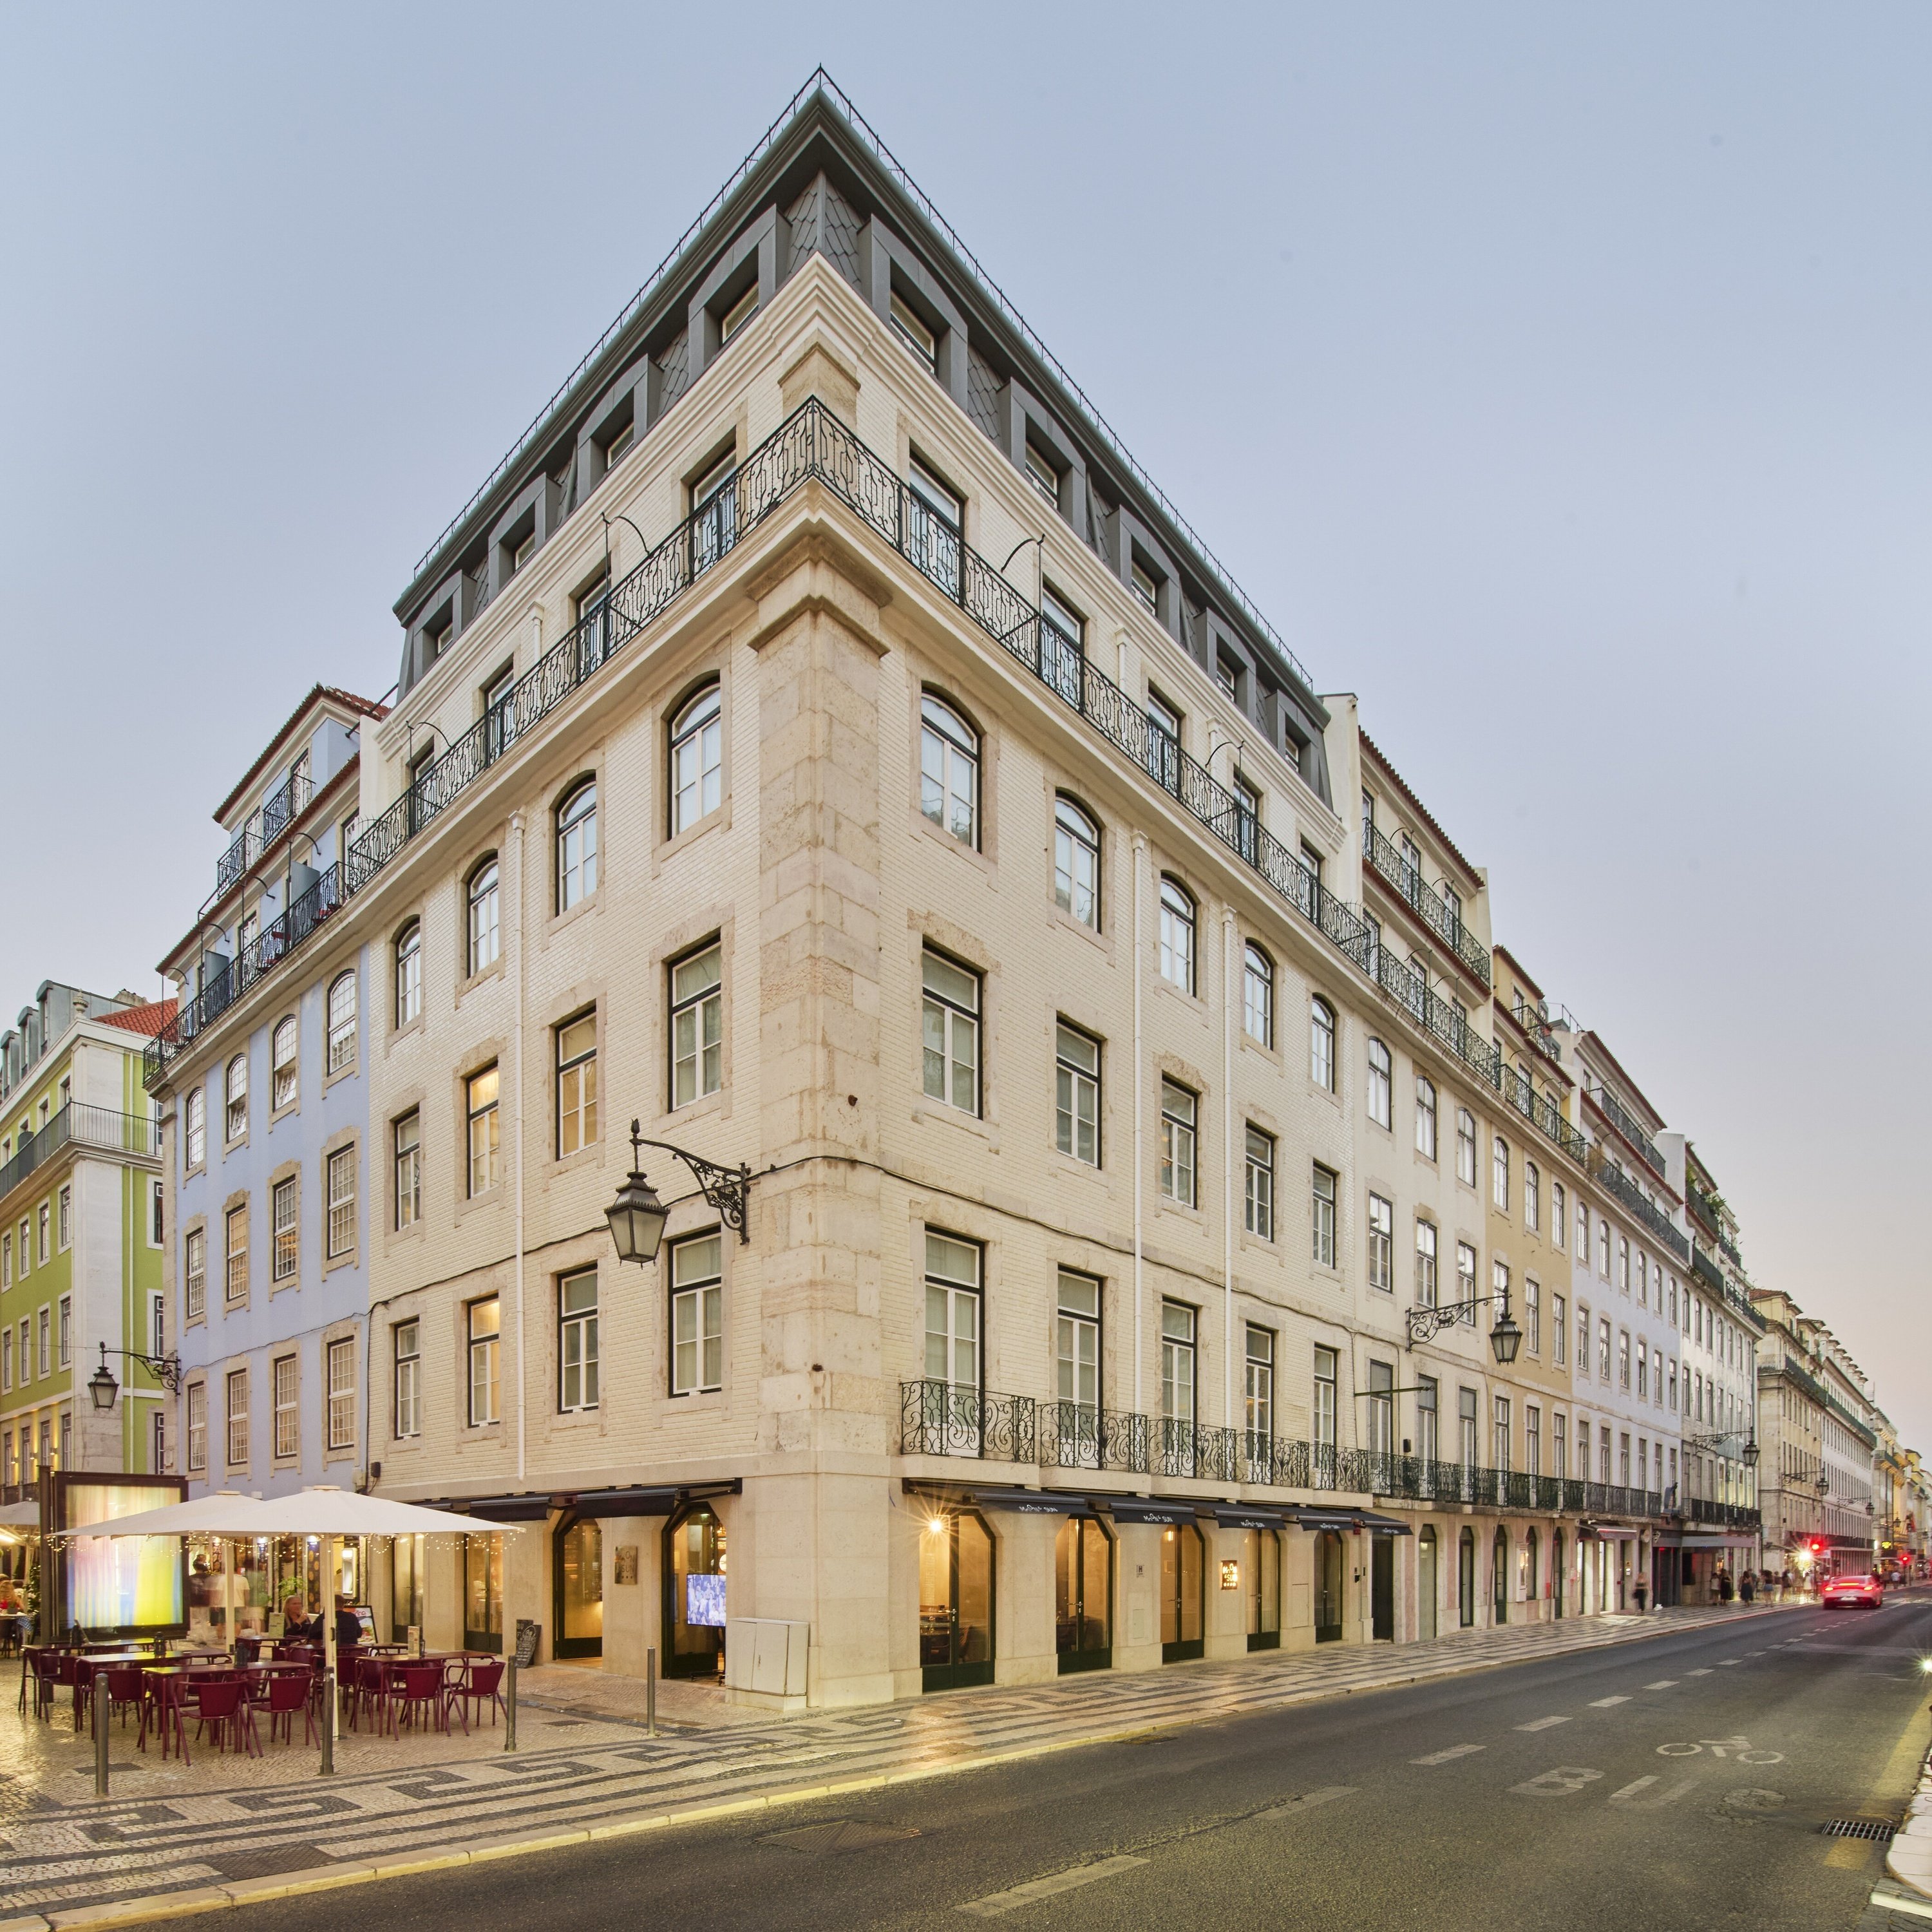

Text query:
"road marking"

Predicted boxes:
[[1611, 1776, 1700, 1810], [958, 1856, 1148, 1917], [1510, 1766, 1605, 1798], [1643, 1680, 1678, 1690], [1516, 1717, 1571, 1732], [1686, 1668, 1713, 1676], [1412, 1745, 1486, 1765], [1608, 1776, 1658, 1803], [1254, 1786, 1356, 1820], [1588, 1696, 1631, 1707], [1719, 1660, 1741, 1667]]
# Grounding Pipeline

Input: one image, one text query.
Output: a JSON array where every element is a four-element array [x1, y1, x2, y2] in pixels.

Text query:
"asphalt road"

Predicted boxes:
[[240, 1597, 1932, 1932]]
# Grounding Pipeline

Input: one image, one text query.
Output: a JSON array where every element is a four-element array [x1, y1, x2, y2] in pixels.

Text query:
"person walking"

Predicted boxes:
[[1633, 1577, 1649, 1614], [1739, 1571, 1756, 1604]]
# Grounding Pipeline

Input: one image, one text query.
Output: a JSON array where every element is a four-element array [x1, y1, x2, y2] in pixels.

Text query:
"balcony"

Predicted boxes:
[[1507, 998, 1562, 1066], [1361, 822, 1490, 988], [1690, 1242, 1725, 1293], [1584, 1082, 1665, 1177], [211, 770, 314, 901], [151, 399, 1497, 1091], [0, 1103, 162, 1206], [1501, 1061, 1589, 1166], [898, 1381, 1700, 1525], [1591, 1153, 1690, 1263]]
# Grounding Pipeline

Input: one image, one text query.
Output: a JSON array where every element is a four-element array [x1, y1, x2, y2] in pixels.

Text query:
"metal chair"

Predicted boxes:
[[102, 1667, 144, 1732], [444, 1656, 506, 1734], [390, 1660, 444, 1734], [189, 1678, 258, 1758], [261, 1669, 316, 1747], [26, 1649, 59, 1721]]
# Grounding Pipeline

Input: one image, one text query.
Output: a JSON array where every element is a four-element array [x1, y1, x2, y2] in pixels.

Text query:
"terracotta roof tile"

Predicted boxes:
[[93, 999, 177, 1039]]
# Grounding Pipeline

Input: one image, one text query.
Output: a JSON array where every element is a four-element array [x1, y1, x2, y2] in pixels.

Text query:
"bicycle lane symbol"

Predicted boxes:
[[1656, 1737, 1785, 1765]]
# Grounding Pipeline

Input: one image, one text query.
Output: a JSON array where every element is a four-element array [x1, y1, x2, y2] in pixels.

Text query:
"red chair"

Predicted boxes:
[[189, 1678, 258, 1757], [390, 1660, 444, 1734], [346, 1653, 386, 1734], [261, 1669, 316, 1747], [102, 1667, 144, 1732], [444, 1656, 506, 1734], [27, 1650, 59, 1721], [144, 1674, 192, 1761]]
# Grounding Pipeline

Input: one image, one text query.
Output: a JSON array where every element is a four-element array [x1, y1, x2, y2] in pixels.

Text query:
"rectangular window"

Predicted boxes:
[[151, 1179, 164, 1246], [1, 1231, 9, 1287], [184, 1224, 205, 1320], [670, 946, 723, 1108], [187, 1382, 207, 1471], [36, 1308, 48, 1378], [272, 1177, 298, 1281], [393, 1320, 421, 1439], [468, 1297, 500, 1425], [273, 1355, 298, 1459], [670, 1233, 723, 1395], [559, 1267, 600, 1411], [1312, 1164, 1337, 1267], [1577, 1302, 1589, 1370], [1244, 1126, 1275, 1240], [327, 1338, 356, 1451], [1416, 1376, 1439, 1463], [225, 1205, 247, 1302], [1493, 1395, 1511, 1473], [1553, 1293, 1566, 1365], [1456, 1110, 1477, 1187], [1618, 1236, 1631, 1292], [1527, 1405, 1542, 1477], [1524, 1277, 1540, 1354], [889, 289, 938, 372], [1159, 1079, 1197, 1206], [1415, 1078, 1437, 1159], [1159, 1300, 1196, 1426], [326, 1145, 356, 1258], [920, 949, 980, 1115], [226, 1367, 249, 1467], [923, 1230, 981, 1391], [15, 1218, 24, 1278], [1598, 1316, 1612, 1382], [1492, 1137, 1510, 1211], [393, 1112, 421, 1229], [1551, 1182, 1565, 1245], [1458, 1387, 1479, 1469], [1554, 1412, 1567, 1480], [57, 1186, 70, 1251], [1415, 1220, 1438, 1305], [1, 1330, 10, 1392], [1456, 1243, 1477, 1325], [57, 1296, 70, 1368], [1367, 1193, 1393, 1291], [1618, 1330, 1631, 1389], [1055, 1022, 1100, 1165], [1636, 1337, 1649, 1399], [37, 1204, 48, 1265], [467, 1065, 500, 1197], [1244, 1325, 1274, 1441], [551, 1012, 600, 1156], [1492, 1261, 1510, 1343], [1056, 1270, 1100, 1417]]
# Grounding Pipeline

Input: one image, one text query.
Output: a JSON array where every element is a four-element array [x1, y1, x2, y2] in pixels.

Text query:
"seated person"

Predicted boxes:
[[333, 1594, 363, 1651], [281, 1595, 322, 1643]]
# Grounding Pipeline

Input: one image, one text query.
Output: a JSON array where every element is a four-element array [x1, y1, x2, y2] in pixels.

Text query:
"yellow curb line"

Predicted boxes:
[[24, 1603, 1798, 1928]]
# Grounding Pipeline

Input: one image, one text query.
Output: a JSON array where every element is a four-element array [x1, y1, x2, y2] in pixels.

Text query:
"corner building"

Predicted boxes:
[[348, 82, 1744, 1705]]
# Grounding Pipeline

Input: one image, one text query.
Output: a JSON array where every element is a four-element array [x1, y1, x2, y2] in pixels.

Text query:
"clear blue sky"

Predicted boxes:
[[3, 6, 1925, 1446]]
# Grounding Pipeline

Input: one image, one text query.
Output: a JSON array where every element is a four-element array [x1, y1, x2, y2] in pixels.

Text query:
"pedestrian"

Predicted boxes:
[[1739, 1572, 1755, 1604], [1633, 1578, 1648, 1614], [1718, 1569, 1735, 1604]]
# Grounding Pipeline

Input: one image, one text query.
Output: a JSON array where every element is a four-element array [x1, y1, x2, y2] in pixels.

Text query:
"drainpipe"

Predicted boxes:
[[511, 809, 527, 1486], [1131, 831, 1146, 1416], [1222, 907, 1235, 1431]]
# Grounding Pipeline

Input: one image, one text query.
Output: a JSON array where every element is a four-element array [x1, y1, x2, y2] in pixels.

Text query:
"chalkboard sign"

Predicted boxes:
[[514, 1618, 541, 1666]]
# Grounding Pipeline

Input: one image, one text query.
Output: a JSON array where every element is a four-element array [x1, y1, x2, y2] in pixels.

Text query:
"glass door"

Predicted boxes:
[[1054, 1516, 1112, 1674], [1493, 1528, 1510, 1625], [1417, 1526, 1438, 1639], [1553, 1530, 1566, 1617], [1054, 1273, 1101, 1470], [665, 1504, 726, 1679], [1160, 1522, 1204, 1661], [1458, 1526, 1475, 1627], [920, 1510, 994, 1692], [463, 1533, 503, 1653], [553, 1517, 603, 1660], [1245, 1528, 1280, 1651], [1315, 1530, 1345, 1642], [1371, 1537, 1394, 1641]]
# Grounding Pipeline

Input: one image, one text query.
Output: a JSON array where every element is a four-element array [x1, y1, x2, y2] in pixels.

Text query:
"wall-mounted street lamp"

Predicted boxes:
[[1685, 1431, 1761, 1470], [87, 1341, 184, 1410], [1405, 1287, 1522, 1366], [605, 1119, 754, 1265]]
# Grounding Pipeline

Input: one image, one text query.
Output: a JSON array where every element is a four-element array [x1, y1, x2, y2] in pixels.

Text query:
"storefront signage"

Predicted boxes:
[[686, 1572, 726, 1627], [615, 1546, 639, 1586], [1219, 1560, 1240, 1591]]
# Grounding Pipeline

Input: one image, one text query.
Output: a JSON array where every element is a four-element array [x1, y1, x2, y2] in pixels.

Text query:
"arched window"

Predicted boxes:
[[394, 922, 421, 1029], [224, 1055, 247, 1142], [557, 780, 598, 910], [468, 859, 500, 976], [271, 1016, 298, 1110], [1157, 878, 1195, 994], [1053, 796, 1099, 927], [326, 971, 357, 1074], [670, 685, 723, 834], [1310, 997, 1335, 1091], [1493, 1135, 1510, 1211], [1415, 1076, 1438, 1159], [1367, 1037, 1392, 1128], [1242, 944, 1273, 1046], [919, 695, 978, 846]]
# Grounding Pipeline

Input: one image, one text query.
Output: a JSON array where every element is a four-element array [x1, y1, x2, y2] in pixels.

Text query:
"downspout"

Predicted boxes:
[[1222, 907, 1235, 1431], [1131, 831, 1146, 1415], [511, 810, 528, 1485]]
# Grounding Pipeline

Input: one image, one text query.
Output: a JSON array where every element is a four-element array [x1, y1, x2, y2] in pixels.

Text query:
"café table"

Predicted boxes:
[[137, 1662, 243, 1758], [69, 1653, 148, 1732]]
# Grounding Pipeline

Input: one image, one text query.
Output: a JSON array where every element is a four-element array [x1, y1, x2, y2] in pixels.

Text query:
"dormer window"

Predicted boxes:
[[889, 291, 938, 374], [1023, 442, 1061, 509], [426, 611, 453, 660], [719, 283, 759, 345], [603, 419, 634, 468], [1130, 560, 1159, 614], [511, 529, 536, 573]]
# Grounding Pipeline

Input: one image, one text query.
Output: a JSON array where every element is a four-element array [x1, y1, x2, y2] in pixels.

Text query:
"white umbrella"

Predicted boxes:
[[51, 1489, 253, 1540], [0, 1500, 40, 1529]]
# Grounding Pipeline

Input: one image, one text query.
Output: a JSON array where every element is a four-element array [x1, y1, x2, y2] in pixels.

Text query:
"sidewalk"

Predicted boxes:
[[0, 1601, 1789, 1929]]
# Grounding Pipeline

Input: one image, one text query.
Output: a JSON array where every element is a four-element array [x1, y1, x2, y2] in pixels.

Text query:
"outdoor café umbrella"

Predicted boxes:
[[62, 1486, 520, 1736]]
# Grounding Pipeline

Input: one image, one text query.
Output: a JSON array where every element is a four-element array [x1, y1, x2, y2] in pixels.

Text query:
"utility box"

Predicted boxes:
[[724, 1616, 810, 1710]]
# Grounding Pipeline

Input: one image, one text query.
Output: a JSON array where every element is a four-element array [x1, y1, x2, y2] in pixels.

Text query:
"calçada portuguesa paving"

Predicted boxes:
[[0, 1604, 1791, 1927]]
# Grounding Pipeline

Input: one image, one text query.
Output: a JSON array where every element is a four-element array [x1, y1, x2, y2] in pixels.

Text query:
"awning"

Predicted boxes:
[[1657, 1533, 1758, 1551], [567, 1487, 683, 1518], [1195, 1504, 1290, 1531], [455, 1494, 554, 1523], [0, 1501, 40, 1529], [967, 1487, 1092, 1516], [1582, 1524, 1640, 1542], [1100, 1498, 1200, 1528], [1283, 1505, 1413, 1536]]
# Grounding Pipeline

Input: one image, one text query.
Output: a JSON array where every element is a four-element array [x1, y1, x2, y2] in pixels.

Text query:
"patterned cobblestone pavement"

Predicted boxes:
[[0, 1604, 1789, 1924]]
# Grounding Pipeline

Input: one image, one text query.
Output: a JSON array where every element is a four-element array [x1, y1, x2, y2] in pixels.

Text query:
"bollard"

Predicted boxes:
[[319, 1669, 335, 1776], [646, 1646, 657, 1739], [93, 1672, 109, 1799], [504, 1655, 517, 1752]]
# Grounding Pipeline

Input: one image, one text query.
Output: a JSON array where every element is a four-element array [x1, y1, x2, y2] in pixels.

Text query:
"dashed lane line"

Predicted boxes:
[[1588, 1696, 1631, 1707], [1686, 1669, 1713, 1676], [1643, 1681, 1678, 1689], [1412, 1745, 1486, 1766], [958, 1855, 1149, 1917], [1516, 1718, 1571, 1732]]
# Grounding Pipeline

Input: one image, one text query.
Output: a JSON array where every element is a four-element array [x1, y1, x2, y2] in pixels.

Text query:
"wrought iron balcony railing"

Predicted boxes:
[[0, 1103, 162, 1206], [1501, 1061, 1589, 1168], [1590, 1154, 1690, 1263], [149, 398, 1498, 1090], [1584, 1082, 1665, 1177], [1361, 822, 1490, 988], [1690, 1242, 1725, 1292], [211, 772, 315, 902], [895, 1382, 1732, 1528], [1718, 1231, 1742, 1269], [1508, 998, 1562, 1066]]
